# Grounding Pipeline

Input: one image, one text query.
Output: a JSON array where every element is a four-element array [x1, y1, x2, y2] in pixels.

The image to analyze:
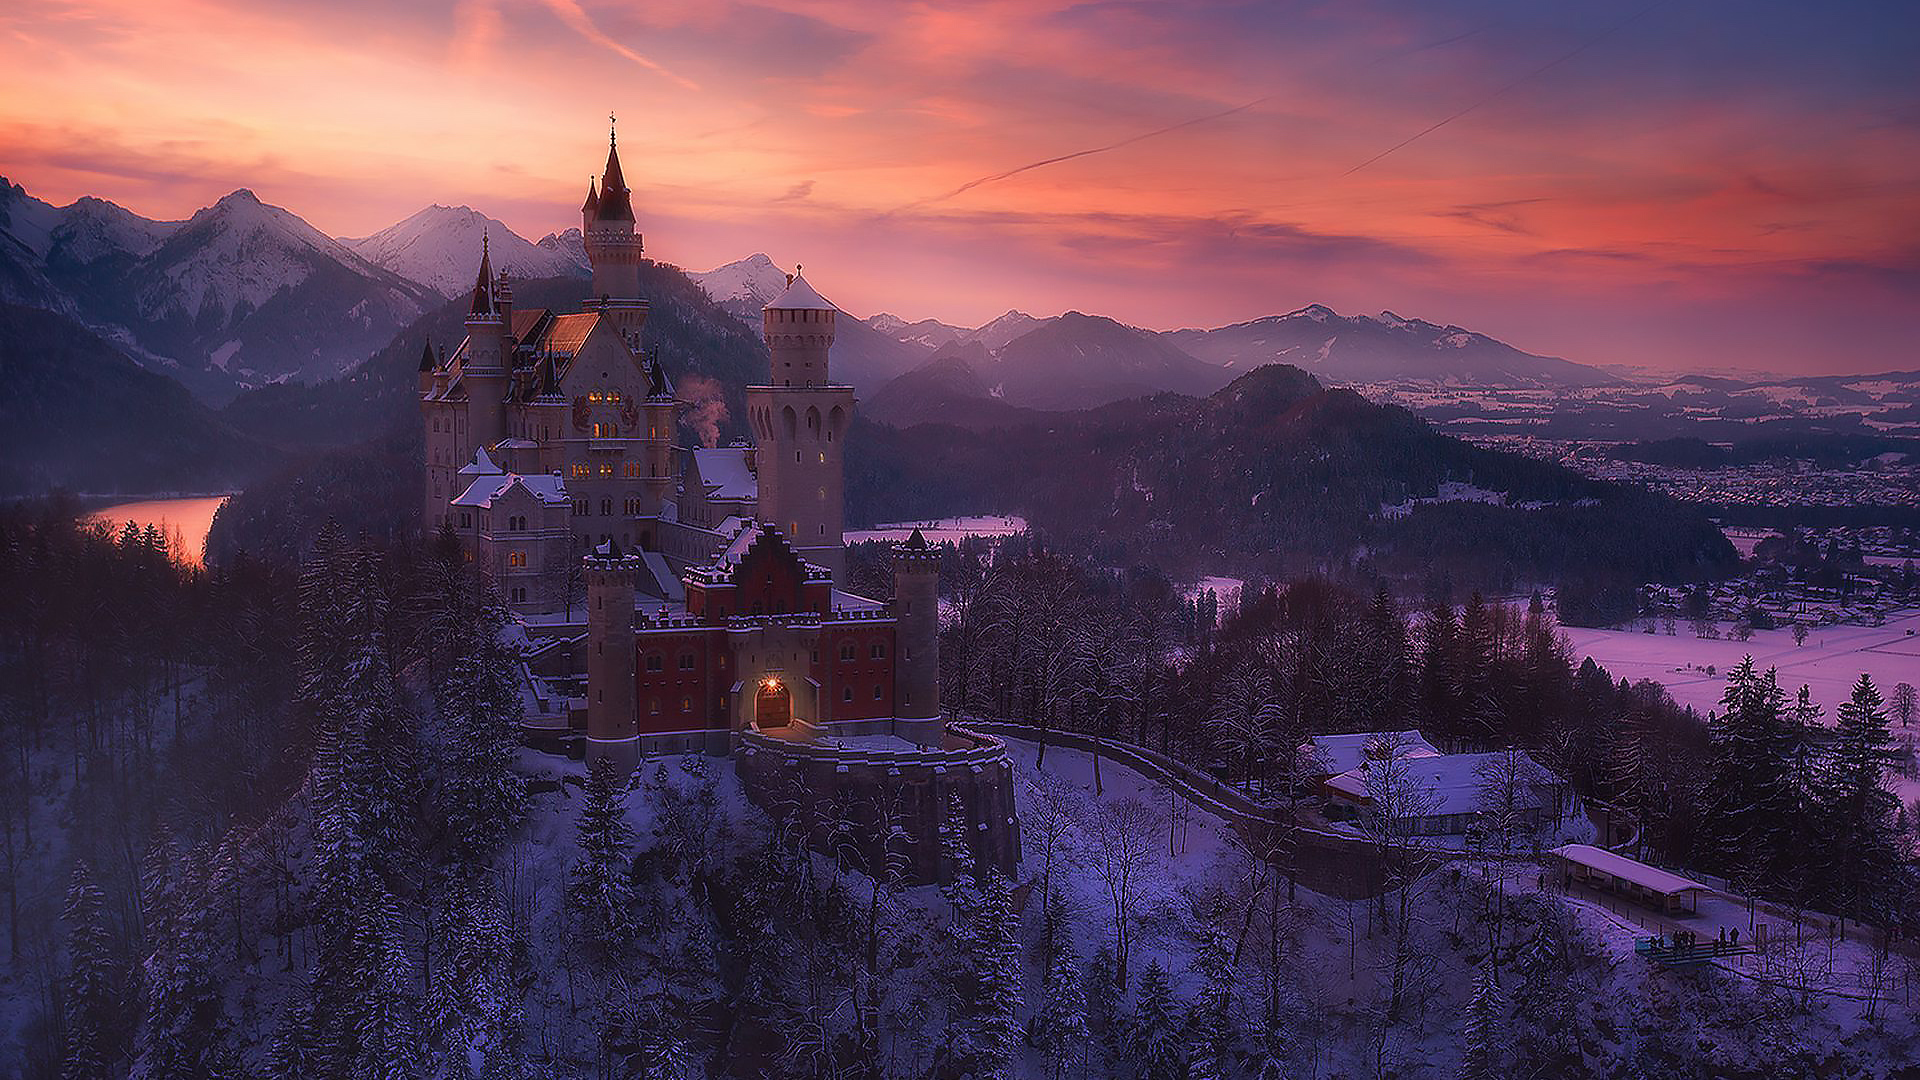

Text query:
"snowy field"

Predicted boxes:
[[843, 515, 1027, 544], [1563, 612, 1920, 721]]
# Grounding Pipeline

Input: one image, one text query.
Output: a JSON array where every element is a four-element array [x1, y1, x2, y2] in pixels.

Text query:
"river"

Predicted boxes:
[[86, 494, 231, 567]]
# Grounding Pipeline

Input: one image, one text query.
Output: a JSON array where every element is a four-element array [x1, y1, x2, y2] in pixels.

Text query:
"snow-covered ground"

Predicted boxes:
[[1563, 612, 1920, 720], [843, 515, 1028, 545]]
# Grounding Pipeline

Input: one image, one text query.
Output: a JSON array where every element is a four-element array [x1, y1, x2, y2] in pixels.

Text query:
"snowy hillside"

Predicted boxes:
[[344, 205, 589, 297]]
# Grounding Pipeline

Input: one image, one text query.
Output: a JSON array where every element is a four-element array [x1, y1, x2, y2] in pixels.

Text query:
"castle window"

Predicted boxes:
[[681, 697, 690, 712], [571, 464, 590, 479], [507, 551, 527, 568], [818, 487, 826, 501], [601, 498, 613, 516], [460, 512, 471, 528], [679, 653, 694, 670], [623, 463, 641, 478], [646, 654, 664, 672], [873, 685, 883, 700], [598, 464, 614, 478], [811, 649, 819, 664], [840, 643, 855, 662], [650, 698, 660, 715], [819, 453, 826, 464], [794, 451, 801, 464], [573, 498, 588, 516], [842, 686, 853, 703], [870, 643, 886, 660]]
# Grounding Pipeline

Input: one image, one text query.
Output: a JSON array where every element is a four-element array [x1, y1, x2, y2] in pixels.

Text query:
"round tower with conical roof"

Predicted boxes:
[[584, 540, 642, 773], [746, 268, 856, 581], [582, 122, 649, 343]]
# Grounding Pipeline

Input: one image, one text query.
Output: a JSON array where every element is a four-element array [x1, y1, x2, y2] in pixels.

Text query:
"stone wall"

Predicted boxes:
[[734, 722, 1021, 886]]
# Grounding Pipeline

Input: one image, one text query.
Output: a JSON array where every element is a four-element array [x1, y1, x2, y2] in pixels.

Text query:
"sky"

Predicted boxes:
[[3, 0, 1918, 376]]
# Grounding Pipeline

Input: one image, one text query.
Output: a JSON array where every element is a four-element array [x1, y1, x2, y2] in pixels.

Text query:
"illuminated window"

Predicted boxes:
[[680, 696, 690, 712], [623, 463, 641, 478], [598, 464, 614, 478], [507, 552, 526, 568], [819, 452, 826, 464], [570, 464, 589, 479]]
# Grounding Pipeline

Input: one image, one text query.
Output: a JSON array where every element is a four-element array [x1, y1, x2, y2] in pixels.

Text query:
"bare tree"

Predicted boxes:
[[1083, 798, 1161, 990], [1891, 681, 1916, 729]]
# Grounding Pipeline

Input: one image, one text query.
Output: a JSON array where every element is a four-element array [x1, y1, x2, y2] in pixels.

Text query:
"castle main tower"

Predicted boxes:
[[746, 269, 855, 581], [584, 541, 641, 773], [581, 124, 649, 344], [892, 528, 942, 744]]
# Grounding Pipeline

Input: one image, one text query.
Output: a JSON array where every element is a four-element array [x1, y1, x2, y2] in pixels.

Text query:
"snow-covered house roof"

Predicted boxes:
[[765, 270, 835, 311], [1303, 731, 1441, 776], [1324, 750, 1560, 817], [452, 472, 569, 509], [1549, 845, 1707, 897], [692, 446, 757, 501]]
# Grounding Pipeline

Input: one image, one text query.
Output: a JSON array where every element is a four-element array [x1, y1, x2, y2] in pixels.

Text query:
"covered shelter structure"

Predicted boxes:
[[1550, 844, 1710, 916]]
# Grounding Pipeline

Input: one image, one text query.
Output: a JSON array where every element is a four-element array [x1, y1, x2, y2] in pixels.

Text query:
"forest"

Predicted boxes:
[[3, 500, 1914, 1078]]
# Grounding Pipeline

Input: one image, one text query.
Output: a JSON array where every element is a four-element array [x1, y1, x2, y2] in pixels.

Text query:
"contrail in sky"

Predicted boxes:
[[908, 96, 1269, 209], [1345, 3, 1658, 176]]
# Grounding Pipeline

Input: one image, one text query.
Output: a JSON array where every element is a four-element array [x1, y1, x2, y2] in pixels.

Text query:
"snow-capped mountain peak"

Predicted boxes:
[[689, 252, 789, 312], [343, 204, 587, 297]]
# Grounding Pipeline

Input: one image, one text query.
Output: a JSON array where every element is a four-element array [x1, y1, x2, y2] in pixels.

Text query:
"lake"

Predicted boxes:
[[86, 495, 231, 567]]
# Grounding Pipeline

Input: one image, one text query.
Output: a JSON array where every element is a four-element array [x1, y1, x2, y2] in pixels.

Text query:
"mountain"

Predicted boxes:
[[990, 311, 1230, 409], [0, 303, 276, 495], [968, 310, 1051, 351], [865, 313, 968, 350], [0, 180, 440, 402], [689, 253, 789, 319], [343, 205, 588, 296], [536, 228, 588, 270], [863, 341, 1042, 430], [849, 362, 1735, 590], [1164, 304, 1616, 388]]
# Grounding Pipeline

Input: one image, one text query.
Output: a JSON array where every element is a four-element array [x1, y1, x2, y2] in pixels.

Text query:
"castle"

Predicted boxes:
[[419, 127, 1018, 882]]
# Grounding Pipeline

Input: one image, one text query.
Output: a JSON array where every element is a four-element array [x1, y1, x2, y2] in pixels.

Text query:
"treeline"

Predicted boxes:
[[932, 540, 1916, 922]]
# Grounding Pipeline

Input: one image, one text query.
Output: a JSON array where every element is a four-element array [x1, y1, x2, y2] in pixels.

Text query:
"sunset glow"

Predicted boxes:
[[5, 0, 1916, 373]]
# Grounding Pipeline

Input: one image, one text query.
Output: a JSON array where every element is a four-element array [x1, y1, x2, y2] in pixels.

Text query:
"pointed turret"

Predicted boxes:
[[468, 233, 498, 317], [581, 177, 600, 217], [596, 131, 634, 222], [418, 340, 436, 373]]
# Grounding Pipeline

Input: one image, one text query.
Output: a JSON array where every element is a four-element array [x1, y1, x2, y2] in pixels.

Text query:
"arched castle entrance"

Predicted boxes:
[[755, 677, 793, 728]]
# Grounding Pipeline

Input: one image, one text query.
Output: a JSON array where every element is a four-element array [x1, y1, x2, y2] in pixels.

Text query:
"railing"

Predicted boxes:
[[735, 721, 1011, 770]]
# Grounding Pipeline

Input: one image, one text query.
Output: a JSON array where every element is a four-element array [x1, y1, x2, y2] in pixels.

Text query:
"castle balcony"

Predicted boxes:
[[587, 437, 627, 453]]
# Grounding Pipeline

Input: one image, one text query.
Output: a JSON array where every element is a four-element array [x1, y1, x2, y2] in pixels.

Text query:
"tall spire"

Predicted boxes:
[[468, 232, 498, 317], [596, 116, 635, 223], [581, 176, 599, 217]]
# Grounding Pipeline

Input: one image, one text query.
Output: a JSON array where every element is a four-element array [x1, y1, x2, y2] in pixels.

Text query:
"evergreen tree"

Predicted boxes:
[[1086, 947, 1120, 1048], [1459, 959, 1502, 1080], [62, 861, 115, 1080], [1417, 603, 1461, 737], [568, 757, 637, 957], [351, 885, 422, 1080], [437, 591, 527, 862], [429, 880, 523, 1079], [267, 994, 323, 1080], [948, 868, 1021, 1078], [1184, 922, 1237, 1080], [1696, 659, 1798, 891], [1128, 962, 1185, 1080], [1817, 675, 1908, 920], [1032, 943, 1090, 1080]]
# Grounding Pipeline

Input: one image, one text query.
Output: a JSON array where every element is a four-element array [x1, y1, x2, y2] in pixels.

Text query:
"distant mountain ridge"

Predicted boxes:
[[1163, 304, 1617, 388], [0, 179, 439, 401]]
